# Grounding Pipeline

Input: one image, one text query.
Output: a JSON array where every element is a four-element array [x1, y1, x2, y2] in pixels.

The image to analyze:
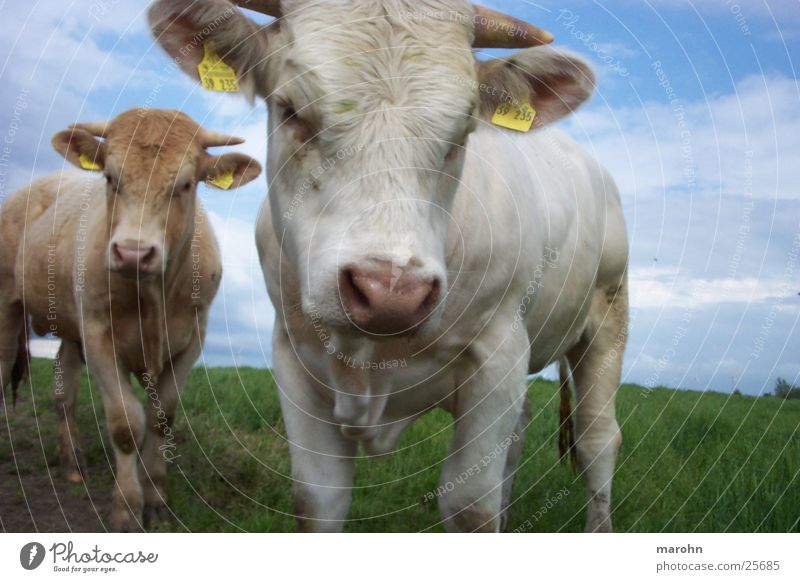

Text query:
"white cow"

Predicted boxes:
[[150, 0, 628, 532]]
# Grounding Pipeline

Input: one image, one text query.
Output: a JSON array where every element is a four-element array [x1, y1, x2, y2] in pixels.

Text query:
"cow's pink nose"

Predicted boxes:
[[339, 262, 440, 335], [111, 241, 159, 274]]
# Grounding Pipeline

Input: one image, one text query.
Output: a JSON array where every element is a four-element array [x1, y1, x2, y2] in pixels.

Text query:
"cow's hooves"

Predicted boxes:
[[143, 504, 171, 527], [111, 511, 143, 533], [62, 470, 83, 483]]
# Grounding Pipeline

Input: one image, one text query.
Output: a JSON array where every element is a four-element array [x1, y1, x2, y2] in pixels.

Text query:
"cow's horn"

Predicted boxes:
[[472, 5, 553, 48], [199, 129, 246, 147], [70, 121, 109, 137], [232, 0, 281, 17]]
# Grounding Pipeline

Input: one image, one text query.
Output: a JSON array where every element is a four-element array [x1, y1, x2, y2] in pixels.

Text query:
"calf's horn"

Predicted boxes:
[[70, 121, 109, 137], [472, 5, 553, 48], [199, 129, 246, 147], [232, 0, 281, 17]]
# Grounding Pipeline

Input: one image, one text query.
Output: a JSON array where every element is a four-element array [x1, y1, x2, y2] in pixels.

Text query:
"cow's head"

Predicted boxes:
[[52, 109, 261, 278], [149, 0, 594, 335]]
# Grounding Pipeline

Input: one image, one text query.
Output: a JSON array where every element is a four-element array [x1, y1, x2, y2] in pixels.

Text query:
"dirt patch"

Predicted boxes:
[[1, 394, 114, 532]]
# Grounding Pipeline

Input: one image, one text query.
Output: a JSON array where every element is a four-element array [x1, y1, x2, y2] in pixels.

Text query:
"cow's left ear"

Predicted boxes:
[[476, 48, 595, 128], [148, 0, 272, 103], [51, 128, 106, 171], [203, 152, 262, 190]]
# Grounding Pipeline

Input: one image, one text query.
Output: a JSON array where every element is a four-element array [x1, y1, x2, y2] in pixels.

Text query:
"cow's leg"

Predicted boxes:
[[54, 341, 86, 482], [83, 330, 146, 532], [499, 396, 531, 532], [273, 327, 357, 532], [438, 325, 530, 532], [139, 338, 197, 526], [566, 282, 628, 533], [0, 300, 24, 405]]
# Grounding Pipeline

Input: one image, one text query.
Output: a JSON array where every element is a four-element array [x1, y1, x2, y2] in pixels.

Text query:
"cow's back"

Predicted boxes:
[[0, 174, 64, 285], [9, 172, 106, 338]]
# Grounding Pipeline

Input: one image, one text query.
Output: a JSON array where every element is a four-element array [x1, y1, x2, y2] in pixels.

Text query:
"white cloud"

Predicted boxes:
[[629, 268, 796, 310], [567, 74, 800, 200]]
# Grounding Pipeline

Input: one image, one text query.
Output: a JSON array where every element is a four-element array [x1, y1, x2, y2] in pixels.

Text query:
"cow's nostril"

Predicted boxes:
[[141, 246, 157, 266], [338, 263, 441, 335], [421, 278, 441, 313], [340, 267, 370, 311]]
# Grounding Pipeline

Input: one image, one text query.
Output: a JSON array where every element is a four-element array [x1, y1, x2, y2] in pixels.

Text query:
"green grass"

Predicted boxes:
[[7, 358, 800, 532]]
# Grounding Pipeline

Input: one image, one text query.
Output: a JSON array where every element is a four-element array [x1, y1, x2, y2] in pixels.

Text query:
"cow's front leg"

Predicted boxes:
[[138, 337, 199, 527], [274, 327, 357, 532], [83, 329, 145, 532], [54, 341, 86, 482], [439, 326, 530, 532]]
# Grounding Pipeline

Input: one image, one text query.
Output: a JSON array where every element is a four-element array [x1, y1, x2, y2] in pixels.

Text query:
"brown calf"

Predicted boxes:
[[0, 109, 261, 531]]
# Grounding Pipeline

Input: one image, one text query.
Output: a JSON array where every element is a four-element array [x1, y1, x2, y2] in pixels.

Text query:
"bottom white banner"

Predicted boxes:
[[1, 533, 796, 580]]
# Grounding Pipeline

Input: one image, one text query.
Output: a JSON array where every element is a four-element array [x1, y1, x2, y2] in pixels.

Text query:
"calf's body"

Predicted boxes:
[[0, 109, 260, 531]]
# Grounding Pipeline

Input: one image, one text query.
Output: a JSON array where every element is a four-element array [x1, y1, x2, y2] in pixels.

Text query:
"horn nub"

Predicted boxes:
[[199, 129, 246, 148], [70, 121, 110, 137], [472, 5, 554, 49], [231, 0, 281, 17]]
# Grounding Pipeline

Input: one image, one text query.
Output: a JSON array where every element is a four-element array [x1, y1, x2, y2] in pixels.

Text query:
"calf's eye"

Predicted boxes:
[[174, 180, 193, 196]]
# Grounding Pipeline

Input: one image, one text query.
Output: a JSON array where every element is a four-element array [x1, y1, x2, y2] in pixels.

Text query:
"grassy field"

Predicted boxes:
[[2, 358, 799, 532]]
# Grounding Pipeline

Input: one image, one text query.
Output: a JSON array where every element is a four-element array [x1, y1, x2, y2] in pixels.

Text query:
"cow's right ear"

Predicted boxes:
[[51, 129, 106, 171], [148, 0, 272, 103]]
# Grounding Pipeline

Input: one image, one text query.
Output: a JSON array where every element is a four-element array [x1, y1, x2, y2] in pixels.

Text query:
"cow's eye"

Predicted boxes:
[[444, 144, 461, 163], [104, 173, 118, 192], [174, 179, 193, 196], [282, 105, 298, 123], [277, 100, 313, 142]]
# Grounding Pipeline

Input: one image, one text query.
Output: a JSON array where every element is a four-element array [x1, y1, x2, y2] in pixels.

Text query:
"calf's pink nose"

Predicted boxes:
[[111, 241, 159, 273], [339, 262, 440, 335]]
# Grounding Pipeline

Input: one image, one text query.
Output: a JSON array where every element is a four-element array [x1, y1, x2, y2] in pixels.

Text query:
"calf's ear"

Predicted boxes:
[[51, 128, 106, 171], [148, 0, 272, 102], [476, 48, 595, 128], [203, 153, 262, 190]]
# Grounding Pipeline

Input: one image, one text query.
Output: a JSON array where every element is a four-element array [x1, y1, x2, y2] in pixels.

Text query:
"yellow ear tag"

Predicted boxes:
[[491, 101, 536, 132], [197, 41, 240, 93], [78, 153, 102, 171], [209, 169, 235, 190]]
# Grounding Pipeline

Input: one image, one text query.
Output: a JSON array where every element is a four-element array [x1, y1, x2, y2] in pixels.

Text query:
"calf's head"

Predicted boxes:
[[52, 109, 261, 277], [149, 0, 594, 335]]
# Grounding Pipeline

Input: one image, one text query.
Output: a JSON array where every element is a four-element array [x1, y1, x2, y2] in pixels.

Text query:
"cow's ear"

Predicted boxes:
[[51, 129, 106, 171], [203, 152, 262, 190], [148, 0, 272, 103], [476, 48, 595, 129]]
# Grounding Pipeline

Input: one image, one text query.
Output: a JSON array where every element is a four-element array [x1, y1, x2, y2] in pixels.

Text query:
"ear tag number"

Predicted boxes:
[[198, 41, 240, 93], [492, 101, 536, 132], [78, 153, 102, 171], [209, 169, 235, 190]]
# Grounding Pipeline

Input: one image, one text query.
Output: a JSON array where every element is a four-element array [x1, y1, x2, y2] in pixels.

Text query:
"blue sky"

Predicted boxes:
[[0, 1, 798, 395]]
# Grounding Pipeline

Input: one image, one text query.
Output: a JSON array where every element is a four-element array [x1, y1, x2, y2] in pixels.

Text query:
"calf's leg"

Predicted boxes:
[[566, 282, 628, 533], [139, 338, 200, 526], [84, 329, 146, 532], [0, 301, 24, 406], [54, 341, 86, 482]]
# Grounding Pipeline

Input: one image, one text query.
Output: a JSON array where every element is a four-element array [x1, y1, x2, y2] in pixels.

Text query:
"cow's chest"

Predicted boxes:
[[107, 294, 197, 376]]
